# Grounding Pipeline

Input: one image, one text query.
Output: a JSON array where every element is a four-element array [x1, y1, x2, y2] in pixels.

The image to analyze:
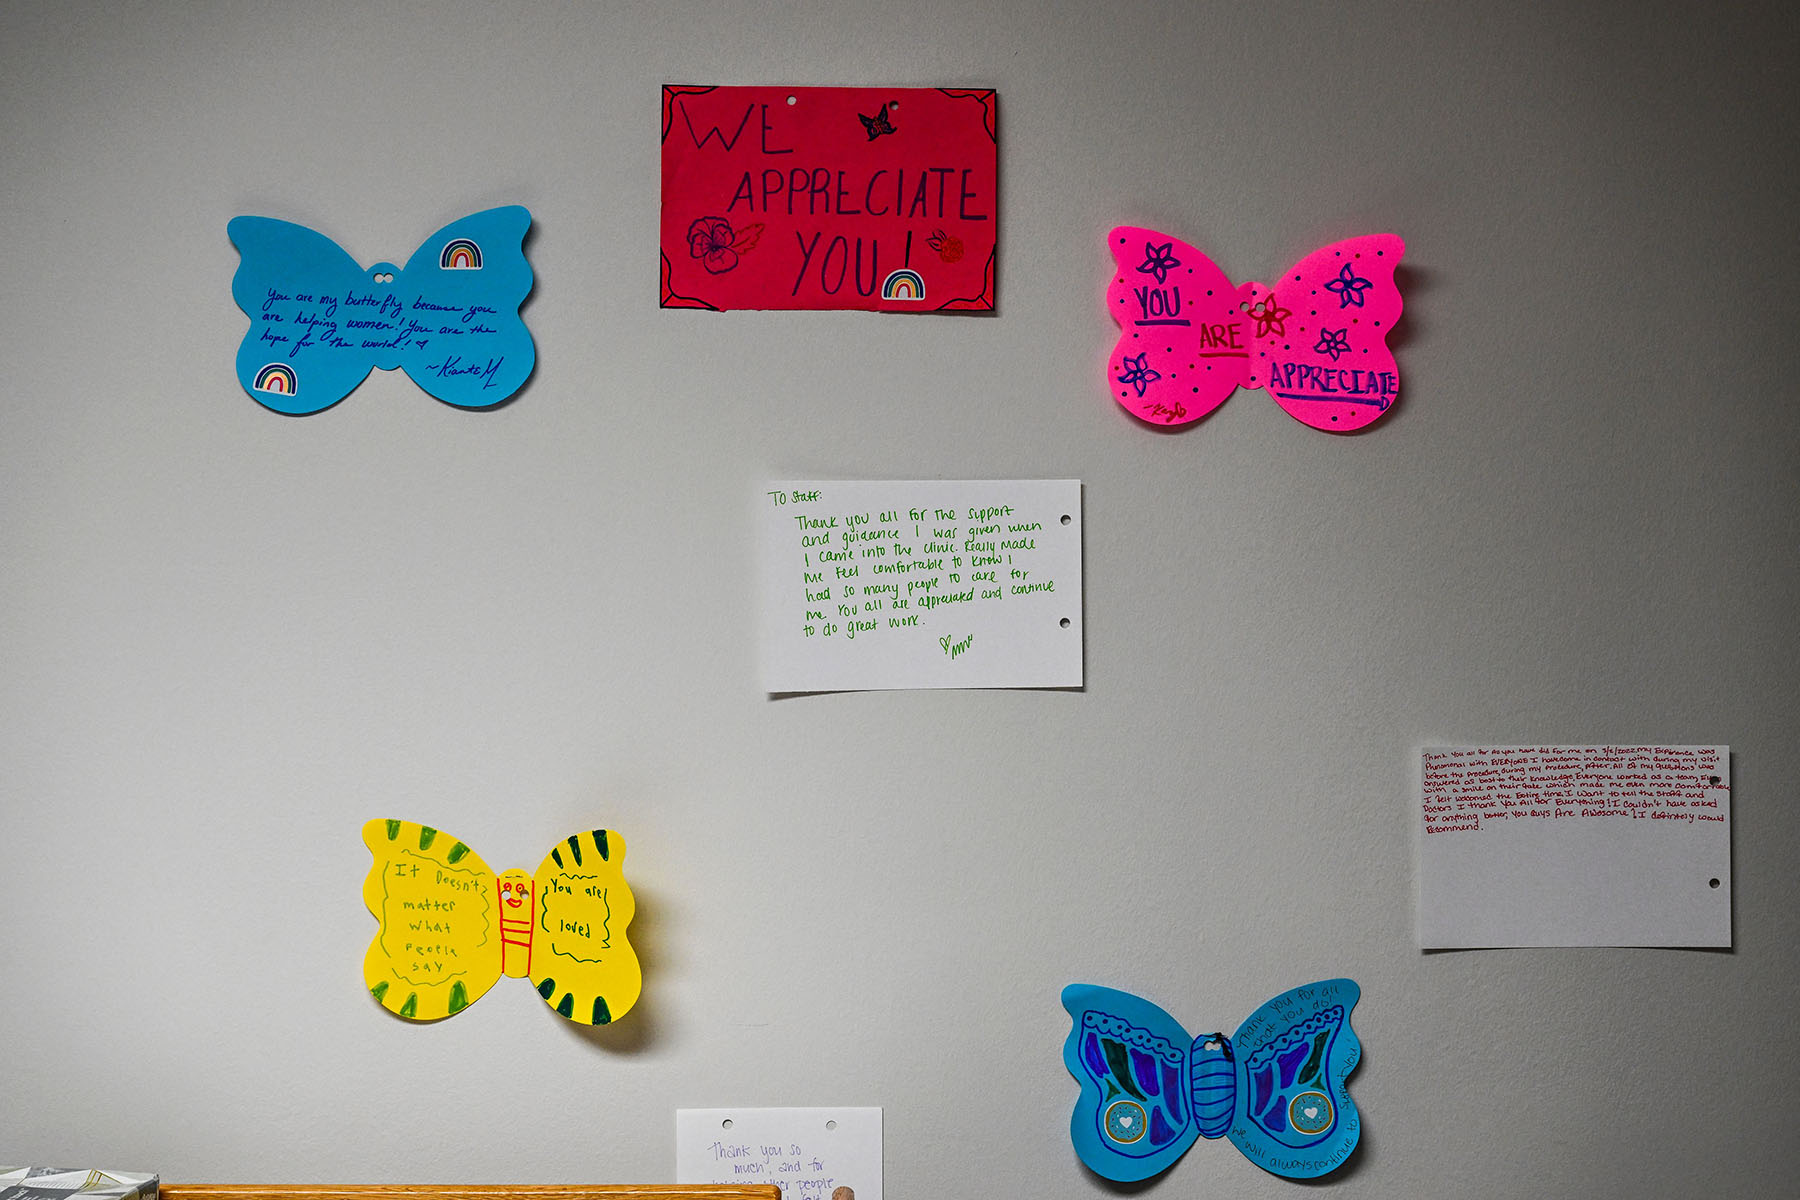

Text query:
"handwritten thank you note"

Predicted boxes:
[[677, 1107, 882, 1200], [661, 86, 997, 311], [758, 480, 1082, 692], [228, 207, 535, 414], [1418, 746, 1730, 948]]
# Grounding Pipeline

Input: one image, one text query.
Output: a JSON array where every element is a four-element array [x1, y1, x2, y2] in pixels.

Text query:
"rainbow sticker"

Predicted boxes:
[[881, 268, 926, 301], [440, 238, 482, 270], [253, 363, 298, 395]]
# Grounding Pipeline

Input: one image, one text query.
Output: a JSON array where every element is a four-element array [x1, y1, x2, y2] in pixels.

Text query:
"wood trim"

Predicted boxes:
[[158, 1188, 781, 1200]]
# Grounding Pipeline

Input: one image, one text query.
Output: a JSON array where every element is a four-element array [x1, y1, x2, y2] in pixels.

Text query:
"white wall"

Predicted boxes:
[[3, 2, 1797, 1196]]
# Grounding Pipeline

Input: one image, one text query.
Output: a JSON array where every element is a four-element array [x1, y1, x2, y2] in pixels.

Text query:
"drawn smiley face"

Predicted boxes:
[[498, 869, 532, 910]]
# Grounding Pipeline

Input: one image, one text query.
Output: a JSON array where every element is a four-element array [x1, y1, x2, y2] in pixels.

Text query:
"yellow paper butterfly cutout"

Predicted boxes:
[[360, 818, 641, 1025]]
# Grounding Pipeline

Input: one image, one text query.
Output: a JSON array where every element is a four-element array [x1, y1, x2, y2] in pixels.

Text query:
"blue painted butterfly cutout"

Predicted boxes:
[[228, 206, 535, 414], [1061, 979, 1362, 1181]]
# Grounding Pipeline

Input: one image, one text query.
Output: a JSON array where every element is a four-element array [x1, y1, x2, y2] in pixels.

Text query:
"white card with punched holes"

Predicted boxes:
[[1418, 745, 1731, 947], [676, 1106, 882, 1200], [757, 478, 1083, 692]]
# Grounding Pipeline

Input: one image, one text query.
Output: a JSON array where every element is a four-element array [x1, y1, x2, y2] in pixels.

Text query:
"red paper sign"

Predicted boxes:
[[661, 85, 998, 312]]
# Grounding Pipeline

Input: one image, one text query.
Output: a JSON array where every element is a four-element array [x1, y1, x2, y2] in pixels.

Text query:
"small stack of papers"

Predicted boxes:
[[0, 1170, 156, 1200]]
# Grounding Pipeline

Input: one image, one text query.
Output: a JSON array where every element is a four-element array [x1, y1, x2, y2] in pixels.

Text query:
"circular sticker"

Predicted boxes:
[[1288, 1090, 1334, 1136], [1104, 1098, 1148, 1144]]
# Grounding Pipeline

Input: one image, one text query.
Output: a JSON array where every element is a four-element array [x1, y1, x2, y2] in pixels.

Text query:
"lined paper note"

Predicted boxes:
[[677, 1107, 881, 1200], [1418, 745, 1731, 948], [757, 479, 1082, 692]]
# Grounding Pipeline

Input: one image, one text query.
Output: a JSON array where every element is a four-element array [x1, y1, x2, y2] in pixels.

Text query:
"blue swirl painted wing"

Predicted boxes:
[[1224, 978, 1362, 1178], [1061, 984, 1200, 1182], [228, 216, 378, 414], [390, 206, 535, 408]]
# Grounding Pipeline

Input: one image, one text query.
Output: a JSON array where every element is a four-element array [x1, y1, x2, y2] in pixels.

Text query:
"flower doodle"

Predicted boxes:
[[1313, 328, 1352, 360], [1324, 262, 1373, 308], [687, 216, 764, 275], [1248, 296, 1291, 338], [1136, 241, 1181, 285], [1116, 353, 1162, 397]]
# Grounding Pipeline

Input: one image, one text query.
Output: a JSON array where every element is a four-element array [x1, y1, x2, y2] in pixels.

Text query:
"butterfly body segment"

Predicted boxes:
[[228, 207, 535, 414], [1106, 226, 1403, 431], [1062, 980, 1361, 1181], [361, 818, 640, 1026]]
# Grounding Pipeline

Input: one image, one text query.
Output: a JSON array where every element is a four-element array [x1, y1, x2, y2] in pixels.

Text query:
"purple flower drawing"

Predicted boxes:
[[689, 216, 741, 274]]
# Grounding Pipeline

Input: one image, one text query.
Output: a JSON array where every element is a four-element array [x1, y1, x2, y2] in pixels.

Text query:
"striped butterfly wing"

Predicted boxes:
[[1060, 984, 1201, 1182], [360, 819, 504, 1021], [526, 829, 641, 1026], [1224, 978, 1363, 1178]]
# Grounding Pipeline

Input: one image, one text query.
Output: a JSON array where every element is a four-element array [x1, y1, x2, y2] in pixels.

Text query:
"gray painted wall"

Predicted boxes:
[[3, 2, 1796, 1196]]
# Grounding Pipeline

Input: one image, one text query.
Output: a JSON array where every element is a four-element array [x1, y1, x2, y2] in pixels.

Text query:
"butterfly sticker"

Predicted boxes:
[[1061, 980, 1362, 1181], [858, 104, 897, 139], [361, 818, 640, 1026], [1106, 227, 1404, 431], [228, 207, 535, 415]]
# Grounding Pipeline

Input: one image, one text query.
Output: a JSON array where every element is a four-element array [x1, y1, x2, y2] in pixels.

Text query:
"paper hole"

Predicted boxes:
[[787, 95, 796, 105], [826, 1119, 838, 1130], [1709, 878, 1720, 888], [721, 1118, 734, 1129], [888, 100, 899, 109], [1709, 776, 1721, 785], [1059, 617, 1071, 628], [1060, 514, 1071, 525]]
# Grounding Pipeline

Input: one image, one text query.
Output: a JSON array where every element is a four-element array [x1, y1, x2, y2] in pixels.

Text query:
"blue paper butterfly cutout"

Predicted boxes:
[[1061, 979, 1361, 1181], [228, 207, 535, 414]]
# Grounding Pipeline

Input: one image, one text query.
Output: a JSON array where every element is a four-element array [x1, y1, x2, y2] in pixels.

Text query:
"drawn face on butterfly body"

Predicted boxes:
[[496, 868, 534, 979], [361, 819, 640, 1026]]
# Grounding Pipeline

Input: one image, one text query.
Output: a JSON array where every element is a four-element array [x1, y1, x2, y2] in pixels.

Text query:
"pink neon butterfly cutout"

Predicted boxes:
[[1105, 227, 1405, 432]]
